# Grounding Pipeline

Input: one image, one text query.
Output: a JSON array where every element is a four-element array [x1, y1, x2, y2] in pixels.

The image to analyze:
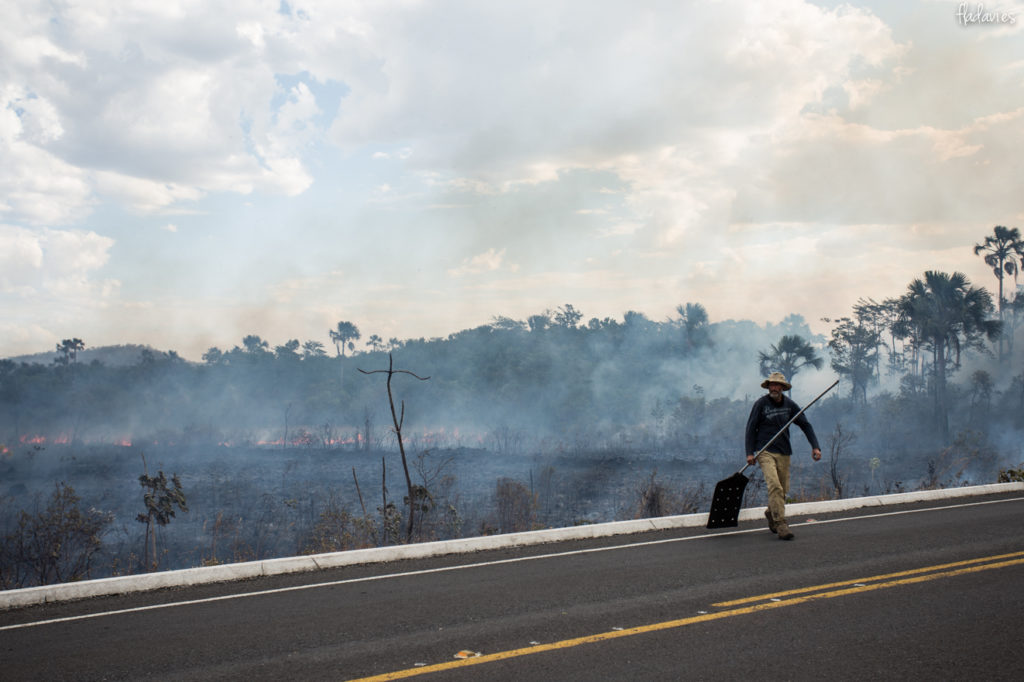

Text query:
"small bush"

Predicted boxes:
[[997, 464, 1024, 483]]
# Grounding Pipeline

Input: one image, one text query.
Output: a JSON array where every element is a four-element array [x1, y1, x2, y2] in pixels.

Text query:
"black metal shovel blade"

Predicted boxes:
[[706, 471, 749, 528]]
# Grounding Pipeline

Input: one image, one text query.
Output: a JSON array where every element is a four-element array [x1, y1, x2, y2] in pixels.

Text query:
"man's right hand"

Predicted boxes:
[[746, 454, 757, 466]]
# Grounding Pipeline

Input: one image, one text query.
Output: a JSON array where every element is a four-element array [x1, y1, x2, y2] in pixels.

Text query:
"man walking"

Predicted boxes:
[[745, 372, 822, 540]]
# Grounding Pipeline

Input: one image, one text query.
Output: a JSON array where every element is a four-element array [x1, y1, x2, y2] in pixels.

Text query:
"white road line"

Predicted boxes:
[[3, 495, 1022, 632]]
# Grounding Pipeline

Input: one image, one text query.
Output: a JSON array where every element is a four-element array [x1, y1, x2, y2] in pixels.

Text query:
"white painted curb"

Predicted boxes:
[[3, 481, 1022, 610]]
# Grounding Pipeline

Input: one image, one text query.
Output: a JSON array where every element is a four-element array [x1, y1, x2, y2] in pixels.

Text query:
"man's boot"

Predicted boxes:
[[776, 520, 794, 541], [764, 509, 777, 534]]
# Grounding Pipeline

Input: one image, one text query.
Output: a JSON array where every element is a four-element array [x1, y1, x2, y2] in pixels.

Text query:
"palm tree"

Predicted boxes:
[[241, 335, 269, 354], [1006, 289, 1024, 358], [852, 298, 891, 379], [302, 340, 327, 358], [329, 321, 361, 357], [758, 334, 824, 386], [553, 304, 584, 329], [826, 317, 879, 404], [897, 271, 1001, 442], [974, 225, 1024, 360], [274, 339, 301, 361], [201, 347, 224, 364], [55, 338, 85, 365], [676, 302, 711, 351], [526, 313, 550, 333]]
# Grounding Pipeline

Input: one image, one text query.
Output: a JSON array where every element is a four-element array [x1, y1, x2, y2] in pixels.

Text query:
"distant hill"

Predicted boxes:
[[4, 344, 170, 367]]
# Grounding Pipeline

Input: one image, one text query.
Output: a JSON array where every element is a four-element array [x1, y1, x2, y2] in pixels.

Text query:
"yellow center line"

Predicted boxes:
[[713, 549, 1024, 607], [350, 552, 1024, 681]]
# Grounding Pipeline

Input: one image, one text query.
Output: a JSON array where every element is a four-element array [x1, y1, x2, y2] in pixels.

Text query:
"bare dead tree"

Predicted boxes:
[[352, 466, 377, 545], [828, 422, 856, 499], [494, 478, 535, 533], [363, 407, 373, 452], [637, 471, 666, 519], [359, 354, 430, 543], [283, 402, 292, 449], [379, 456, 400, 545]]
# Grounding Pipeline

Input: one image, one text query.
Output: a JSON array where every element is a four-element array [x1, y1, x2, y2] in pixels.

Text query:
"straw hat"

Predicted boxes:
[[761, 371, 791, 390]]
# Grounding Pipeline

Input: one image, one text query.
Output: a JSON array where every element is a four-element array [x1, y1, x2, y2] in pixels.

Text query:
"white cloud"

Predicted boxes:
[[596, 221, 642, 238], [0, 225, 115, 296], [0, 224, 43, 292], [0, 143, 92, 225], [93, 170, 205, 214], [328, 1, 905, 168], [0, 1, 324, 221], [0, 85, 93, 224], [730, 106, 1024, 225], [448, 248, 516, 277], [5, 87, 64, 145], [310, 0, 913, 260], [6, 0, 910, 232]]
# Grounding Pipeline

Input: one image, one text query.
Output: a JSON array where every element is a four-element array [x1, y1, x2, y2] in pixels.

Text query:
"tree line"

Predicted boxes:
[[1, 226, 1023, 588]]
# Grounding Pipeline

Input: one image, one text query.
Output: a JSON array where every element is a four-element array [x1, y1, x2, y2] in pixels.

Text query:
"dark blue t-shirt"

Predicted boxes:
[[744, 393, 821, 456]]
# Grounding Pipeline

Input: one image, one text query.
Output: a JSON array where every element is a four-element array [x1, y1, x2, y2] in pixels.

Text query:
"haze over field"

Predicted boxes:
[[3, 1, 1023, 360]]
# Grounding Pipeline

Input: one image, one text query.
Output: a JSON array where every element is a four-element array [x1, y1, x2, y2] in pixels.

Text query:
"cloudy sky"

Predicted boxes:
[[3, 0, 1023, 360]]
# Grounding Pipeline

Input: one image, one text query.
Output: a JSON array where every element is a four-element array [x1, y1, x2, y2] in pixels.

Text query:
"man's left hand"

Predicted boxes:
[[812, 448, 822, 461]]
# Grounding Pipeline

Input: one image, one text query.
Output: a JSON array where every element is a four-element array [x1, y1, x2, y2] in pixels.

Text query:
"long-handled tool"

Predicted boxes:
[[706, 379, 839, 529]]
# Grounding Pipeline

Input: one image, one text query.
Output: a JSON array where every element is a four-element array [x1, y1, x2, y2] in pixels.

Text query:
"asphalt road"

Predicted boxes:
[[3, 492, 1024, 681]]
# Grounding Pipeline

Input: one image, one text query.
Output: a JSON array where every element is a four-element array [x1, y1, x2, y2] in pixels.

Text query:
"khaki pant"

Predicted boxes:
[[758, 451, 790, 524]]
